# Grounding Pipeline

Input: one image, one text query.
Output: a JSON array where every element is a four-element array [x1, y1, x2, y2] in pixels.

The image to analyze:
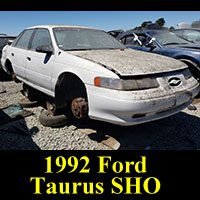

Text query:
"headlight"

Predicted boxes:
[[94, 77, 122, 90], [94, 77, 159, 90]]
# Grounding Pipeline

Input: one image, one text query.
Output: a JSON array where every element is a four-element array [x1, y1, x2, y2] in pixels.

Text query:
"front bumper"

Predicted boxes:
[[86, 79, 200, 126]]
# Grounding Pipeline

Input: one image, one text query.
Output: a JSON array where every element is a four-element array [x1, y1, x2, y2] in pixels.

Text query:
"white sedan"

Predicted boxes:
[[1, 25, 200, 126]]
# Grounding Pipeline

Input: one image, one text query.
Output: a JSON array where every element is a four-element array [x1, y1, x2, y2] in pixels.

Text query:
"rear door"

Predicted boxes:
[[10, 29, 34, 80], [25, 28, 55, 93]]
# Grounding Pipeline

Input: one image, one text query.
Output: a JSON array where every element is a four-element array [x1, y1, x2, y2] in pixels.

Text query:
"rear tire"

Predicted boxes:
[[5, 60, 20, 82]]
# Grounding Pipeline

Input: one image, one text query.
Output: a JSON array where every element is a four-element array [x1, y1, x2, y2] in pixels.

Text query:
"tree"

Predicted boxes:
[[126, 17, 167, 32], [141, 21, 152, 29], [155, 18, 165, 27], [132, 26, 143, 30]]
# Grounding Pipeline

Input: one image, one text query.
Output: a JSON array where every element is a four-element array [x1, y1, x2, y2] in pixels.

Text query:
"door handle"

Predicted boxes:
[[27, 57, 31, 61]]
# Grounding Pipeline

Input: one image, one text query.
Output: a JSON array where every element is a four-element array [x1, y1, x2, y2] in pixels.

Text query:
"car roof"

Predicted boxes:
[[26, 25, 98, 30]]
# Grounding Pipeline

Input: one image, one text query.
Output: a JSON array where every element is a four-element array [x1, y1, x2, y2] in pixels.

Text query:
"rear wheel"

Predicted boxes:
[[20, 83, 39, 108], [5, 60, 20, 82]]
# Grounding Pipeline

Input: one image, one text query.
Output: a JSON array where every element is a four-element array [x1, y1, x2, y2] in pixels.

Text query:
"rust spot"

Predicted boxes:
[[71, 97, 88, 119], [192, 98, 200, 105]]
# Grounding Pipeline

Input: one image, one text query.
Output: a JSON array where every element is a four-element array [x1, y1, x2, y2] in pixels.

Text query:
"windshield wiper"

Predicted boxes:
[[64, 48, 93, 51]]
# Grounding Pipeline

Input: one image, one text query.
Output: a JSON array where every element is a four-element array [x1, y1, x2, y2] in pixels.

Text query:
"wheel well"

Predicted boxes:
[[55, 72, 88, 110], [5, 59, 14, 75], [178, 58, 200, 80]]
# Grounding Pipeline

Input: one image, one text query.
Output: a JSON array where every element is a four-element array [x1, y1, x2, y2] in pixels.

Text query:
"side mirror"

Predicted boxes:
[[36, 45, 53, 54]]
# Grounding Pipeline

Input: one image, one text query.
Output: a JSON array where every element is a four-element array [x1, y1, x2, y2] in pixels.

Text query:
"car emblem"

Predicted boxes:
[[168, 77, 182, 87]]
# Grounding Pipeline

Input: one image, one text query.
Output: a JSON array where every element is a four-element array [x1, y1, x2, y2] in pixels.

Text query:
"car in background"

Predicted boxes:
[[107, 29, 124, 38], [171, 28, 200, 43], [0, 34, 16, 68], [116, 30, 200, 81], [1, 25, 199, 126]]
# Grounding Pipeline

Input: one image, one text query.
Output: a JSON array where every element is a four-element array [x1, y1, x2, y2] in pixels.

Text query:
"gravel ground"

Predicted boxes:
[[1, 69, 200, 150]]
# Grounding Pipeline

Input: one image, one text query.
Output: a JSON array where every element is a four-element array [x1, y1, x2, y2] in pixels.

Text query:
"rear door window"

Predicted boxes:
[[14, 29, 34, 49]]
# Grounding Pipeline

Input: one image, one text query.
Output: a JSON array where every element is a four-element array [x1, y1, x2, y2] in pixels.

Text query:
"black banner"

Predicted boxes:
[[1, 150, 199, 199]]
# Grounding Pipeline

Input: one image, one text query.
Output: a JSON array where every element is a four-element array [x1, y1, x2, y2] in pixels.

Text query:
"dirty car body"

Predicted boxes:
[[1, 25, 199, 126], [172, 28, 200, 43]]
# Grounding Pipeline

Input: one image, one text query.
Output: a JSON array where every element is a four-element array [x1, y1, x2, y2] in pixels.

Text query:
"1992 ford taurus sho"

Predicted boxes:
[[1, 25, 200, 125]]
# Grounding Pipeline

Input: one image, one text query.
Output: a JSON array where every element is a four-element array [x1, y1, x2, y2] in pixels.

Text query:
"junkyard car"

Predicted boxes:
[[0, 34, 16, 68], [171, 28, 200, 43], [1, 25, 200, 126], [116, 30, 200, 80]]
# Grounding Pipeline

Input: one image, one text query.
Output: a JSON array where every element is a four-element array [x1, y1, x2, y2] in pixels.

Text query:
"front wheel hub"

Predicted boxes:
[[71, 97, 88, 119]]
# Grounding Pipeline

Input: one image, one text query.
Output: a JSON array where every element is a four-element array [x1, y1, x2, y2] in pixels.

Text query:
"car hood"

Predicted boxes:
[[68, 48, 187, 76], [172, 43, 200, 51]]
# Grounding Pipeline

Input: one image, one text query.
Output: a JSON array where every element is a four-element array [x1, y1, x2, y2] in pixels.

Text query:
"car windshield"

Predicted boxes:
[[53, 28, 126, 51], [176, 29, 200, 42], [150, 31, 190, 46]]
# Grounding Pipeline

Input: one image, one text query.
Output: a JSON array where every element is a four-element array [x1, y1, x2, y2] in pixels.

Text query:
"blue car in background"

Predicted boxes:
[[116, 30, 200, 80], [171, 28, 200, 43]]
